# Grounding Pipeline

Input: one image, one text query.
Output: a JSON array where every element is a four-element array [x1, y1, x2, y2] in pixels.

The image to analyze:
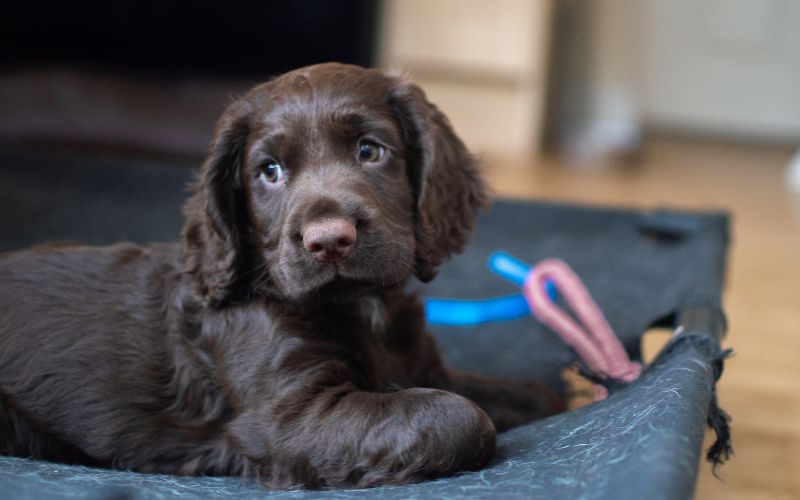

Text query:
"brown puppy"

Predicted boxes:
[[0, 63, 564, 489]]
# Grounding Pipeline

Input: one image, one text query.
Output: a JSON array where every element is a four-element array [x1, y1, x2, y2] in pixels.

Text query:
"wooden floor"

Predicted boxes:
[[483, 138, 800, 499]]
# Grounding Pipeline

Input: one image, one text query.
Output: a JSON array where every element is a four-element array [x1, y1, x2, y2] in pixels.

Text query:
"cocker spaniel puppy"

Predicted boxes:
[[0, 63, 564, 489]]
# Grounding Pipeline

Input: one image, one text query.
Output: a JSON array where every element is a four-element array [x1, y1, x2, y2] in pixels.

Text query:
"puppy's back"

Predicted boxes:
[[0, 242, 179, 341], [0, 242, 181, 457]]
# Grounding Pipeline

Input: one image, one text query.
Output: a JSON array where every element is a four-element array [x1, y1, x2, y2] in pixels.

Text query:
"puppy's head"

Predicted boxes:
[[182, 63, 487, 305]]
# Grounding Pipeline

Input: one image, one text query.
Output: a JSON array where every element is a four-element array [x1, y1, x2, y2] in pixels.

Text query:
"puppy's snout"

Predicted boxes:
[[302, 218, 357, 262]]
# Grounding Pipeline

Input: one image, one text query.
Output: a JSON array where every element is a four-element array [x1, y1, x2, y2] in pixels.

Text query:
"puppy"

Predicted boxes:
[[0, 63, 564, 489]]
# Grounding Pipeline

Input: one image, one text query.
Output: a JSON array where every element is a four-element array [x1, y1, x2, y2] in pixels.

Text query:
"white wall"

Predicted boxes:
[[641, 0, 800, 141]]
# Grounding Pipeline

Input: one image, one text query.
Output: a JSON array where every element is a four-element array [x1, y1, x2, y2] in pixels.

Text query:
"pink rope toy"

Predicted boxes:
[[425, 251, 642, 401], [524, 258, 642, 400]]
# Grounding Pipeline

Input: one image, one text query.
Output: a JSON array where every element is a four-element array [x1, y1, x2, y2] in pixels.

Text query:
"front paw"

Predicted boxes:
[[353, 388, 497, 487], [234, 387, 497, 490]]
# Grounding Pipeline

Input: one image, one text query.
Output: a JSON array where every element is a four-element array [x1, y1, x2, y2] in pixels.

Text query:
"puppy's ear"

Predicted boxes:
[[389, 80, 489, 282], [181, 100, 254, 306]]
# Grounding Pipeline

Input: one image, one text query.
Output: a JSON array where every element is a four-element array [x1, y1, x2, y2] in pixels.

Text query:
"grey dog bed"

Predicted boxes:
[[0, 150, 731, 499]]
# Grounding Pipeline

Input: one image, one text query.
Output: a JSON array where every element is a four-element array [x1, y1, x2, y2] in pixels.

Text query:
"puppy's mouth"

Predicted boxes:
[[302, 258, 385, 290], [274, 263, 378, 301], [274, 248, 411, 301]]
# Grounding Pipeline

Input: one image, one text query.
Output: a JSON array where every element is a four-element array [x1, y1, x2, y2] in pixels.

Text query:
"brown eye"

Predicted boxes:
[[357, 140, 384, 163], [261, 160, 284, 183]]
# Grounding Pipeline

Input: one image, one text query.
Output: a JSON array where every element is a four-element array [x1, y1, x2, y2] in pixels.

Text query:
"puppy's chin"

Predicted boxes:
[[273, 259, 409, 303], [311, 276, 382, 302]]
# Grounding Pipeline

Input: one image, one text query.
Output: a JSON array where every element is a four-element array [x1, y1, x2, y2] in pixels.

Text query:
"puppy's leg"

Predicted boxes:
[[439, 369, 567, 432], [229, 385, 496, 489]]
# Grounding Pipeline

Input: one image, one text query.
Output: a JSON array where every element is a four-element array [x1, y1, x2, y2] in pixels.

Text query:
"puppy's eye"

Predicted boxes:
[[357, 140, 384, 164], [260, 160, 284, 183]]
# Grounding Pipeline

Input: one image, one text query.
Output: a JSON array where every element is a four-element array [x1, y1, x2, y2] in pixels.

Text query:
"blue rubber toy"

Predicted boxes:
[[424, 251, 557, 326]]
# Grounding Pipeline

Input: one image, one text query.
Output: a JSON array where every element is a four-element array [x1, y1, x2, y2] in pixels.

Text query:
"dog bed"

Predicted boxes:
[[0, 151, 731, 499]]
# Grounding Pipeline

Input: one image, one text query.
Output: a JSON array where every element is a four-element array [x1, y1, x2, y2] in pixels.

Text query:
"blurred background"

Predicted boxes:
[[1, 0, 798, 497]]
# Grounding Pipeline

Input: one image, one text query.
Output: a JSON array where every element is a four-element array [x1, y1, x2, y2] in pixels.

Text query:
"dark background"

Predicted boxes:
[[0, 0, 382, 254], [1, 0, 377, 77], [0, 0, 380, 159]]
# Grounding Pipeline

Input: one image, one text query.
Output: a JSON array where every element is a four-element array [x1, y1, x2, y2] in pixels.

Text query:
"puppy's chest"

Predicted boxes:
[[272, 300, 410, 390], [206, 298, 417, 406], [306, 307, 404, 388]]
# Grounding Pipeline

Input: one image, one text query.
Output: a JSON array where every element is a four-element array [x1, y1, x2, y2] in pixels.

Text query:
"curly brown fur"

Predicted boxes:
[[0, 63, 564, 489]]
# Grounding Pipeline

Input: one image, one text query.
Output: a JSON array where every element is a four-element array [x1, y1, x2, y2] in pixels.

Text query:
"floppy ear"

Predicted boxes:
[[181, 100, 254, 306], [389, 80, 489, 282]]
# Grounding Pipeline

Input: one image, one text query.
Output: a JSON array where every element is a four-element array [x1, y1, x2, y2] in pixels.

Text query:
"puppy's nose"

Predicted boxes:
[[302, 218, 357, 262]]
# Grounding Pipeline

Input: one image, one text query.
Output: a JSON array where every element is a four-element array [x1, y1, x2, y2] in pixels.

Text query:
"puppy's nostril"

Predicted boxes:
[[336, 235, 355, 250]]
